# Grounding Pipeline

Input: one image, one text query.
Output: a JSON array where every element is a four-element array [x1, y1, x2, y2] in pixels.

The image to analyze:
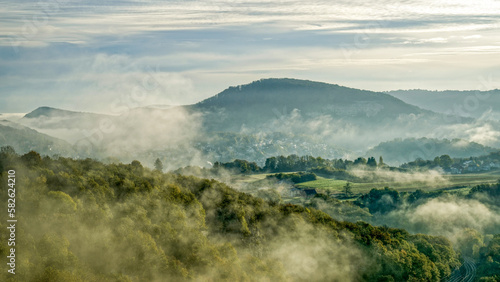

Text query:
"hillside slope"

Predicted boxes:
[[191, 78, 432, 132], [366, 138, 498, 165], [0, 120, 76, 156], [12, 79, 489, 164], [0, 151, 460, 281], [387, 89, 500, 120], [19, 106, 113, 144]]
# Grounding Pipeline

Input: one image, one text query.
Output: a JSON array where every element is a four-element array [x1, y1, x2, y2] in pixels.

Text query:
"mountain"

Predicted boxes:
[[0, 120, 76, 156], [366, 137, 498, 165], [387, 89, 500, 121], [186, 78, 477, 153], [13, 79, 488, 166], [191, 78, 433, 132], [20, 106, 113, 144], [24, 106, 104, 119]]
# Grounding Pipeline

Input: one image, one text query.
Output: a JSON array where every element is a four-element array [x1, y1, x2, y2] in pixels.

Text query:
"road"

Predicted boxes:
[[448, 256, 476, 282]]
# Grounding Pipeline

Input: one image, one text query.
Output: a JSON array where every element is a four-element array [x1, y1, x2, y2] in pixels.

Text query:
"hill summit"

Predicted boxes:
[[197, 78, 420, 112], [23, 106, 106, 119], [191, 78, 428, 132]]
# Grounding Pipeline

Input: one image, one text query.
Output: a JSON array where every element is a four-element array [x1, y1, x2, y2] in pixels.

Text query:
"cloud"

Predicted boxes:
[[0, 51, 200, 113], [2, 1, 499, 49], [384, 196, 500, 239], [436, 119, 500, 148], [349, 167, 449, 186], [1, 0, 500, 114]]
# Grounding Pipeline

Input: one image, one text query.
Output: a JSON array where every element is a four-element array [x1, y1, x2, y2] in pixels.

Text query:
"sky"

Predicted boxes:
[[0, 0, 499, 113]]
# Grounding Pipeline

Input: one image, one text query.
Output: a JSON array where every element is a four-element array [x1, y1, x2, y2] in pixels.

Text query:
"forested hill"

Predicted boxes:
[[190, 78, 432, 132], [19, 107, 113, 144], [0, 120, 76, 156], [8, 79, 478, 162], [196, 78, 419, 113], [23, 106, 106, 119], [0, 149, 460, 281], [367, 137, 498, 165], [387, 89, 500, 120]]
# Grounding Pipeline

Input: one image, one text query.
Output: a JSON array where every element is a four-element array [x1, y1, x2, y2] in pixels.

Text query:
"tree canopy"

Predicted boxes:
[[0, 150, 463, 281]]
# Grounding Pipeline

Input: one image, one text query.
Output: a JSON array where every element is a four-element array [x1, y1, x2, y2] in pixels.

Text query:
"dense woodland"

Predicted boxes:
[[402, 151, 500, 171], [309, 183, 500, 281], [212, 154, 374, 175], [0, 148, 472, 281], [266, 172, 317, 184], [209, 151, 500, 179], [366, 137, 497, 165], [180, 152, 500, 281]]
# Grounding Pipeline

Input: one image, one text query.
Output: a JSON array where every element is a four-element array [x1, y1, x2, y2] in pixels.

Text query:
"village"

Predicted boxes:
[[445, 159, 500, 174]]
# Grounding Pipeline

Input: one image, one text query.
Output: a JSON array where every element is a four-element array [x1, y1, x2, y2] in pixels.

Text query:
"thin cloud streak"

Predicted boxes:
[[0, 0, 499, 112]]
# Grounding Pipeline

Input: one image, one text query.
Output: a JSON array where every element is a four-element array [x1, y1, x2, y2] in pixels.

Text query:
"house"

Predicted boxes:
[[463, 160, 473, 166]]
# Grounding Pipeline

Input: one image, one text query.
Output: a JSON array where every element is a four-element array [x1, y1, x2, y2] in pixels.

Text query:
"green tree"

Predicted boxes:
[[354, 157, 367, 166], [264, 157, 278, 171], [439, 155, 453, 169], [344, 182, 353, 197], [0, 150, 467, 281], [1, 145, 16, 155], [0, 146, 17, 171], [433, 156, 441, 166], [455, 228, 484, 258], [367, 157, 377, 167], [379, 156, 384, 166], [256, 189, 282, 205], [21, 150, 42, 167], [154, 158, 164, 171]]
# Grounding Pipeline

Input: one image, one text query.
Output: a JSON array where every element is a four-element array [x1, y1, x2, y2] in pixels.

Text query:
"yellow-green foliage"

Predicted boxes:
[[0, 152, 461, 281], [476, 234, 500, 280]]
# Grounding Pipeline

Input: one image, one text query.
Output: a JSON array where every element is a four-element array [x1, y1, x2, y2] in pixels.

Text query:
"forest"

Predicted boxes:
[[0, 148, 484, 281], [177, 152, 500, 281], [3, 0, 500, 281]]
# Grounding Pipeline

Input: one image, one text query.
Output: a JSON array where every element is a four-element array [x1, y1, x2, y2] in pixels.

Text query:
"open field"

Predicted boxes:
[[231, 173, 273, 183], [229, 170, 500, 195], [295, 171, 500, 194]]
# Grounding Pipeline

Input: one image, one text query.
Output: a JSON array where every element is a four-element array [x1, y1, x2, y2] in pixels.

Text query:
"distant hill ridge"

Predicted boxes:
[[24, 106, 107, 119], [367, 137, 498, 165], [0, 120, 76, 156], [23, 79, 428, 120], [191, 78, 432, 132], [197, 78, 421, 110], [12, 78, 478, 161], [387, 89, 500, 120]]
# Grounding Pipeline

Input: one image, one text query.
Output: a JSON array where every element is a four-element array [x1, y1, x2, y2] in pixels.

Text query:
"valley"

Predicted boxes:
[[2, 1, 500, 280], [2, 78, 500, 281]]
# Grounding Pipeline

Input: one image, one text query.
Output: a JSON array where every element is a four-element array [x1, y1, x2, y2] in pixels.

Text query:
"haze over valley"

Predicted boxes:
[[1, 0, 500, 281], [3, 78, 500, 167]]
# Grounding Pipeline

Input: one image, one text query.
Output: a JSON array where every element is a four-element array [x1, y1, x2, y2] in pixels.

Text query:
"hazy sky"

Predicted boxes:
[[1, 0, 499, 113]]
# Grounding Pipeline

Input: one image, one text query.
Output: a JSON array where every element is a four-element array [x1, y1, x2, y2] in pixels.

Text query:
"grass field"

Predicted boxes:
[[295, 171, 500, 194], [225, 170, 500, 196], [230, 173, 273, 184]]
